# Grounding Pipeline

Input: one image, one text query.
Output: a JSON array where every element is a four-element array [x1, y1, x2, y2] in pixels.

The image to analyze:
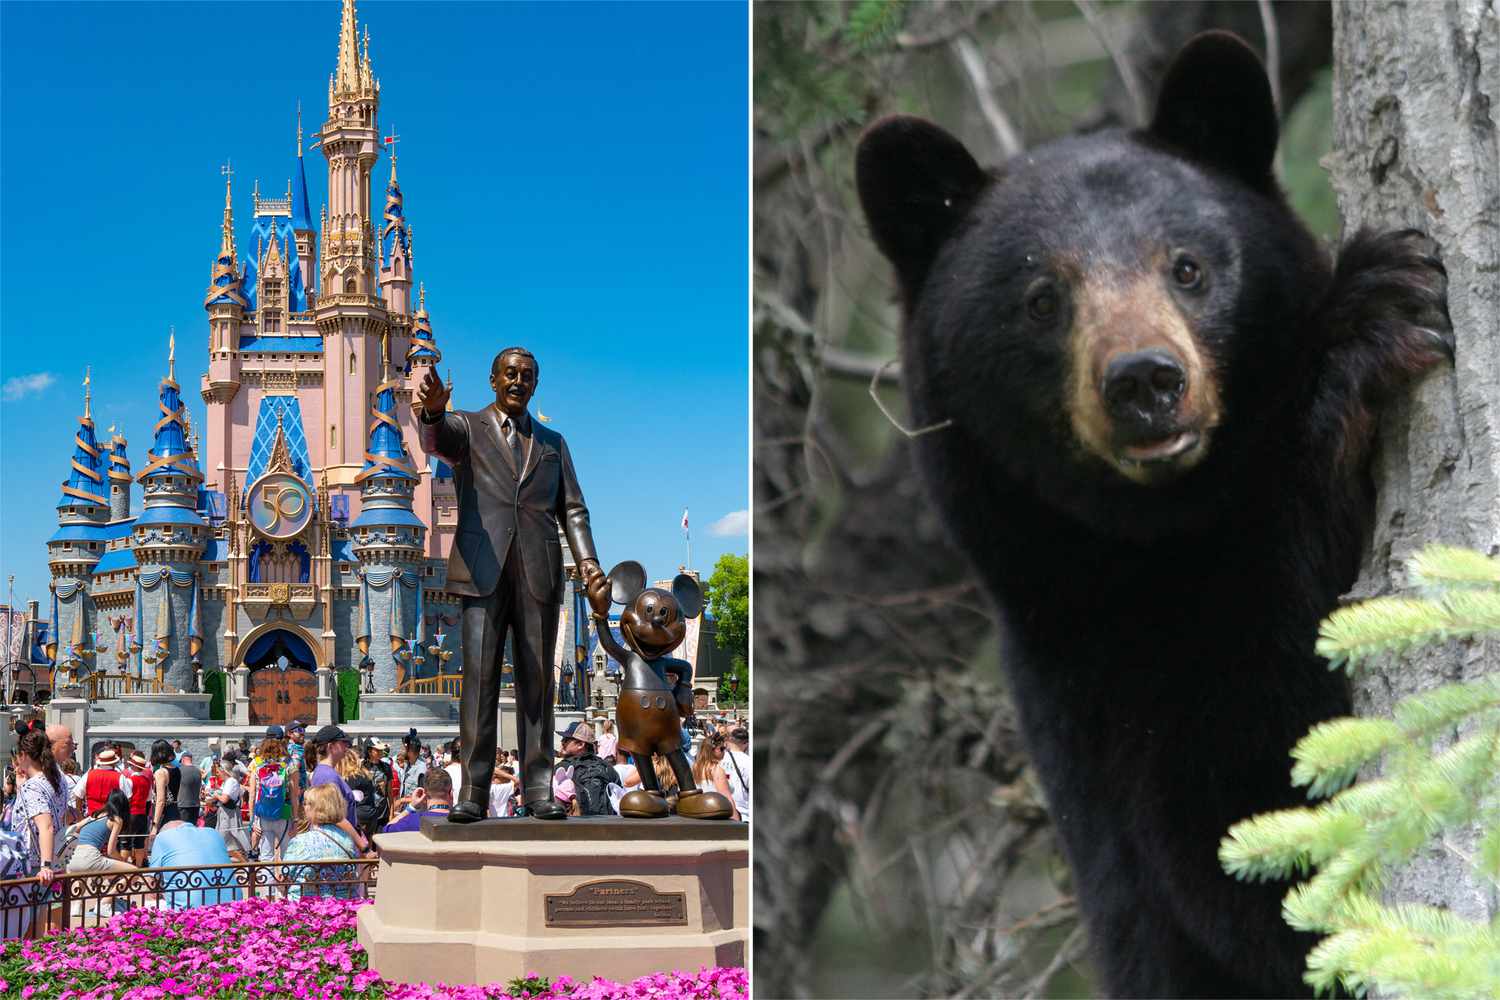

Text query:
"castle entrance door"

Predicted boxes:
[[244, 630, 318, 728]]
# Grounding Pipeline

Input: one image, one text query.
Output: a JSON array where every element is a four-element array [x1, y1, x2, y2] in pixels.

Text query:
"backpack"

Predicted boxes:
[[253, 762, 287, 819], [571, 755, 621, 817]]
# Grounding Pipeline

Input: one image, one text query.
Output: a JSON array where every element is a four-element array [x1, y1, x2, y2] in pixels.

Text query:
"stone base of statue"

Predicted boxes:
[[357, 816, 748, 986]]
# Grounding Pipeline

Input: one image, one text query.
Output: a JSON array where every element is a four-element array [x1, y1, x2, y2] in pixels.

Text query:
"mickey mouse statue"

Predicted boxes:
[[589, 561, 734, 819]]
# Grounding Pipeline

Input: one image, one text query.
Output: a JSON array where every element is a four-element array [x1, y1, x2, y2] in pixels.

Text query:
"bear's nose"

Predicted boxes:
[[1102, 350, 1186, 424]]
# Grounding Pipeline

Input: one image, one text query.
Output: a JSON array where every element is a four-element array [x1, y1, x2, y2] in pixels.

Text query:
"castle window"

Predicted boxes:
[[345, 278, 356, 294], [349, 351, 357, 375]]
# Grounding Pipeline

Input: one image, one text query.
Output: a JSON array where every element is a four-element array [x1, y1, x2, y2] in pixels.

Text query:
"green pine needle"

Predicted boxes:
[[1227, 546, 1500, 998], [1408, 545, 1500, 592], [1292, 718, 1404, 797], [1316, 592, 1500, 674]]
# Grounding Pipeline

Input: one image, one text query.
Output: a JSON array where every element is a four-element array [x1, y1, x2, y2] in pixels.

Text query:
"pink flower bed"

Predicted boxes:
[[0, 896, 748, 1000]]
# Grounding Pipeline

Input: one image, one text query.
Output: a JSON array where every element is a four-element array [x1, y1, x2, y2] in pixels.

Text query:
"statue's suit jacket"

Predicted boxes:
[[419, 406, 597, 602]]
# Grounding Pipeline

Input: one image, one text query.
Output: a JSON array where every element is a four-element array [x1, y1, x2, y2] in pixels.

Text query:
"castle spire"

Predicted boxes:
[[57, 369, 107, 511], [354, 357, 418, 484], [206, 162, 248, 309], [219, 160, 235, 259], [407, 281, 441, 367], [138, 340, 204, 487], [336, 0, 360, 96], [297, 100, 303, 157]]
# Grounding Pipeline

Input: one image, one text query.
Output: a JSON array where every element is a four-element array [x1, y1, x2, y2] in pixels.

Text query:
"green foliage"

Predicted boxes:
[[1220, 545, 1500, 999], [336, 667, 361, 723], [506, 974, 552, 997], [705, 552, 749, 658]]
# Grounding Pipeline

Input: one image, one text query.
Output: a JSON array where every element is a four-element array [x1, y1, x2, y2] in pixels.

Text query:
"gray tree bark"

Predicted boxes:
[[1327, 0, 1499, 922]]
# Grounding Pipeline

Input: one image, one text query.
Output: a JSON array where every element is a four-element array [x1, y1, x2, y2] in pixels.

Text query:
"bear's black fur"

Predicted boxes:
[[856, 32, 1452, 999]]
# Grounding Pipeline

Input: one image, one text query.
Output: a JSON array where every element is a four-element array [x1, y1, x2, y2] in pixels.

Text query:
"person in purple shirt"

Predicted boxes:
[[383, 769, 454, 835], [307, 726, 370, 853]]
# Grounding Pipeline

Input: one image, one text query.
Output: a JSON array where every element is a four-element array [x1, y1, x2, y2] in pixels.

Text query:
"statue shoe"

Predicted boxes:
[[529, 798, 568, 821], [447, 800, 485, 824], [675, 789, 734, 820], [619, 789, 669, 819]]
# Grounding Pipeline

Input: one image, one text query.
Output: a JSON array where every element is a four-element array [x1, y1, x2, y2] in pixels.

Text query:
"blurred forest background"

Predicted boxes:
[[752, 3, 1344, 997]]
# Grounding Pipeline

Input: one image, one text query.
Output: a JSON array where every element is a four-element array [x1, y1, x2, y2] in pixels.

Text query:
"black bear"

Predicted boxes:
[[855, 32, 1452, 999]]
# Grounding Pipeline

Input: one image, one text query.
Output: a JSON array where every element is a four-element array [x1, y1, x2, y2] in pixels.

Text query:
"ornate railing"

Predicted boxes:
[[85, 671, 169, 700], [398, 673, 462, 698], [0, 858, 377, 939]]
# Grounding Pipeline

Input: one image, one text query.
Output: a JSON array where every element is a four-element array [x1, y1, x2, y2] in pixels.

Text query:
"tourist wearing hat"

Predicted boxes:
[[307, 725, 370, 854], [123, 751, 153, 865], [82, 745, 133, 820], [552, 722, 620, 817]]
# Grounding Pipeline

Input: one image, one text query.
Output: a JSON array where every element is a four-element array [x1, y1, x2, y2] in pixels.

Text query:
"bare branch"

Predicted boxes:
[[1075, 0, 1147, 125], [951, 35, 1024, 159]]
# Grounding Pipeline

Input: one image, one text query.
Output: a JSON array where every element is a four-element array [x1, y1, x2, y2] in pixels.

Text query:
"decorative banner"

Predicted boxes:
[[0, 608, 26, 669], [138, 568, 196, 589], [188, 578, 203, 657], [54, 581, 86, 600]]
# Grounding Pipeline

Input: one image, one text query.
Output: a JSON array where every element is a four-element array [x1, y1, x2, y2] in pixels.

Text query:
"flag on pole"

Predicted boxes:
[[681, 508, 689, 535]]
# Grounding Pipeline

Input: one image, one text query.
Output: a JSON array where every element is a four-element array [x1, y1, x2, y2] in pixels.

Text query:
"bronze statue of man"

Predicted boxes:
[[417, 348, 608, 821]]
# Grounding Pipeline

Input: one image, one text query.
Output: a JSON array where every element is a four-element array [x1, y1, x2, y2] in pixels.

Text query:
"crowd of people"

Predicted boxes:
[[0, 709, 750, 927]]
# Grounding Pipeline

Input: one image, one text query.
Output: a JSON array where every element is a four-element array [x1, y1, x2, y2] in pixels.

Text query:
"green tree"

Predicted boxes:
[[705, 553, 748, 705]]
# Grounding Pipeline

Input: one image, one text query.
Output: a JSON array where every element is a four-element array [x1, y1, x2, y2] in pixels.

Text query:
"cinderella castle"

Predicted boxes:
[[28, 0, 696, 749]]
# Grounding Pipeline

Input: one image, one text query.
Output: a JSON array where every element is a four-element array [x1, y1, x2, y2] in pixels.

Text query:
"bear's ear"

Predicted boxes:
[[856, 115, 987, 298], [1149, 31, 1278, 191], [671, 573, 703, 620], [607, 561, 647, 607]]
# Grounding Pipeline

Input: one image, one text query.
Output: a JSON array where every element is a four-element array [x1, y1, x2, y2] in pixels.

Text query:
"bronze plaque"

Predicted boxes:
[[248, 667, 318, 727], [544, 879, 688, 928]]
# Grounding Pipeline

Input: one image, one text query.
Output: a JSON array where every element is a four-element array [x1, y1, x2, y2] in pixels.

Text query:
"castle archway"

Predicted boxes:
[[237, 622, 322, 727]]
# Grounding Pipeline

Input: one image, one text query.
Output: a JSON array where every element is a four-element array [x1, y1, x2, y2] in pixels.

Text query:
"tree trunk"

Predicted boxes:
[[1327, 0, 1499, 921]]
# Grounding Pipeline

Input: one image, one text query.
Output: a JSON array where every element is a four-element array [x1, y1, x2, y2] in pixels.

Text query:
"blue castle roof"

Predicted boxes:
[[358, 380, 418, 482], [293, 149, 315, 233], [242, 214, 309, 313], [245, 396, 314, 487], [57, 411, 108, 510], [139, 375, 202, 483], [381, 172, 409, 269]]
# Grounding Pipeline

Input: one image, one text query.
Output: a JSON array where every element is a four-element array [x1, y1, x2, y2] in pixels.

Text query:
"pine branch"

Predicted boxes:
[[1407, 545, 1500, 592]]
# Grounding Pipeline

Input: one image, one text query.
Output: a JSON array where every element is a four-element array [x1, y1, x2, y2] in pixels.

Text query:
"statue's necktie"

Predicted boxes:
[[503, 417, 523, 473]]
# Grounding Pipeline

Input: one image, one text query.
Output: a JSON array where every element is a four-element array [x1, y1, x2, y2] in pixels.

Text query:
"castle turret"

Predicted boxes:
[[406, 282, 441, 369], [45, 371, 107, 682], [320, 0, 380, 297], [107, 430, 132, 522], [317, 0, 387, 485], [292, 104, 318, 300], [351, 335, 425, 691], [377, 142, 412, 317], [134, 337, 207, 691], [205, 165, 248, 351]]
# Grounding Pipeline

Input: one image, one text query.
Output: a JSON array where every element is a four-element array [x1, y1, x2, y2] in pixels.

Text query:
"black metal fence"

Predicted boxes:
[[0, 858, 378, 939]]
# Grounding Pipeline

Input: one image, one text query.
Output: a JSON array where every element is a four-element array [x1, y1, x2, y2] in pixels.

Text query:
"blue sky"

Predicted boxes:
[[0, 1, 749, 612]]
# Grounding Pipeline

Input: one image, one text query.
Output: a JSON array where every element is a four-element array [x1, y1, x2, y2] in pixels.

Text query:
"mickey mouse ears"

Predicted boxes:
[[605, 560, 705, 620], [608, 561, 648, 606]]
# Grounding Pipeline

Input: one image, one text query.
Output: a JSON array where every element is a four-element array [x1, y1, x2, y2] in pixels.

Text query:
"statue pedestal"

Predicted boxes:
[[358, 817, 748, 986]]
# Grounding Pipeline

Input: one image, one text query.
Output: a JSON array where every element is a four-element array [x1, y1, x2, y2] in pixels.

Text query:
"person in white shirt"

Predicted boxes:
[[488, 765, 519, 817], [723, 726, 750, 822]]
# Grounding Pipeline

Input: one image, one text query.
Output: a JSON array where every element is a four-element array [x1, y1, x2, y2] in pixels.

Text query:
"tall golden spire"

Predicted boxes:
[[168, 327, 176, 381], [336, 0, 360, 95], [219, 160, 235, 259], [83, 367, 91, 419]]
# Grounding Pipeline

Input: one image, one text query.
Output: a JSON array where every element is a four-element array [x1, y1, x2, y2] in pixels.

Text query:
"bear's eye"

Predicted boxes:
[[1027, 287, 1059, 322], [1172, 255, 1203, 290]]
